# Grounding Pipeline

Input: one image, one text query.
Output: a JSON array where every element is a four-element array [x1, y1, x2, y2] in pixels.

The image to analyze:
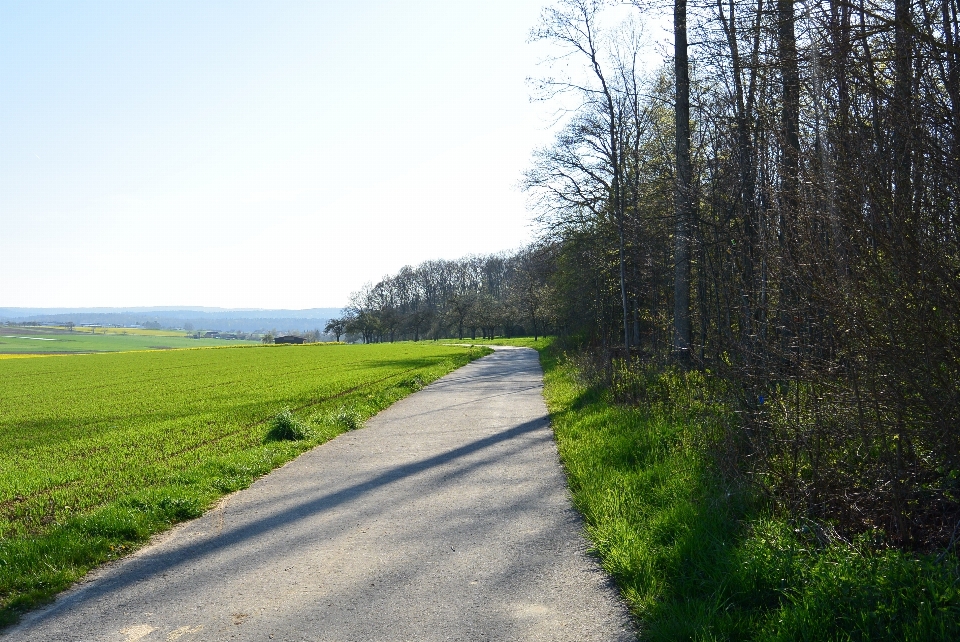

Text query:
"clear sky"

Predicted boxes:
[[1, 1, 664, 309]]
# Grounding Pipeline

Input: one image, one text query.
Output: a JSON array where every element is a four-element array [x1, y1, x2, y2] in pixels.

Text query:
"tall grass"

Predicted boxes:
[[538, 347, 960, 641]]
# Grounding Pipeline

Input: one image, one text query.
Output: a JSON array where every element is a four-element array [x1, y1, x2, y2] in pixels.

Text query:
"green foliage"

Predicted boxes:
[[536, 346, 960, 641], [0, 342, 490, 626]]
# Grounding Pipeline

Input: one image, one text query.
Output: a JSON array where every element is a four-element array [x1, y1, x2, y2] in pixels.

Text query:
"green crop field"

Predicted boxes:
[[0, 326, 258, 355], [0, 342, 489, 625]]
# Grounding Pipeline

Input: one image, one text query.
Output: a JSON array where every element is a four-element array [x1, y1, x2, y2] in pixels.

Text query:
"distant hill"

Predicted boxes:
[[0, 307, 344, 334]]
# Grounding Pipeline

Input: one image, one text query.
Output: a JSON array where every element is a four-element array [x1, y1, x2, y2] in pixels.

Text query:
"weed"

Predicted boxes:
[[310, 406, 364, 432], [333, 407, 363, 431], [400, 375, 425, 391], [266, 408, 311, 441]]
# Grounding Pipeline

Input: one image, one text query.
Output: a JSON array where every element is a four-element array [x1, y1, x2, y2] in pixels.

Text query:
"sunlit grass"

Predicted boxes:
[[0, 342, 490, 626]]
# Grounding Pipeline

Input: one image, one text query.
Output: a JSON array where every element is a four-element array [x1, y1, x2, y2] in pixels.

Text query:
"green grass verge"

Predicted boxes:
[[535, 347, 960, 641], [0, 342, 490, 626]]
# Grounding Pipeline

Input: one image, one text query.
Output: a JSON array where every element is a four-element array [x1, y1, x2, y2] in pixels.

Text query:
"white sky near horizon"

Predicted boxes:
[[1, 1, 667, 310]]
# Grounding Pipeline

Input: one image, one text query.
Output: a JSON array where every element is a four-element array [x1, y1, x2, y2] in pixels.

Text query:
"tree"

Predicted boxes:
[[532, 0, 640, 355], [520, 0, 960, 547], [446, 293, 475, 341], [345, 310, 378, 344], [323, 317, 348, 342]]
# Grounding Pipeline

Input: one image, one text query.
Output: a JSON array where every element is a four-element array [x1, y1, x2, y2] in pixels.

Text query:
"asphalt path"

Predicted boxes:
[[6, 347, 635, 642]]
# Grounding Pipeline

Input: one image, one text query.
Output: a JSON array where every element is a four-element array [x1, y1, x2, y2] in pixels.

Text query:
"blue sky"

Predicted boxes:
[[1, 1, 664, 309]]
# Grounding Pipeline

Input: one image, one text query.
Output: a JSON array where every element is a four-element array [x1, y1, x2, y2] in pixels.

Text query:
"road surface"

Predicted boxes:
[[5, 347, 635, 642]]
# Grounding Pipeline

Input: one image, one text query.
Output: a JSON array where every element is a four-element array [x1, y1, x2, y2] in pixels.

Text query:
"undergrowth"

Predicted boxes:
[[536, 346, 960, 641]]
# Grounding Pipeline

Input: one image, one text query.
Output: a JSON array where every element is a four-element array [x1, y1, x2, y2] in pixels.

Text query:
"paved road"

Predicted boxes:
[[6, 347, 636, 642]]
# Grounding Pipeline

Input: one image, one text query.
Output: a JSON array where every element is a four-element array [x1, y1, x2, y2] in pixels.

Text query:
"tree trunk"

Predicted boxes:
[[946, 0, 960, 181], [893, 0, 914, 237], [718, 0, 761, 363], [778, 0, 800, 213], [674, 0, 693, 365], [619, 218, 630, 354], [777, 0, 800, 358]]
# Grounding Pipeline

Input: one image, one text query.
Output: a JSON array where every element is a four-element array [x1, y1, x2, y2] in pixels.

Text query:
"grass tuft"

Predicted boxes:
[[266, 408, 312, 441], [332, 407, 363, 431], [308, 406, 364, 433]]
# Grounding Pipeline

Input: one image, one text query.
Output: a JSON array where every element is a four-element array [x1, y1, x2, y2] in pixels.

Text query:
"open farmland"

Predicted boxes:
[[0, 342, 489, 624], [0, 326, 259, 355]]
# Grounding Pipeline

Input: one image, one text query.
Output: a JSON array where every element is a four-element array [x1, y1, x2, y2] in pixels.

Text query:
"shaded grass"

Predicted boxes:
[[536, 347, 960, 641], [0, 343, 490, 627]]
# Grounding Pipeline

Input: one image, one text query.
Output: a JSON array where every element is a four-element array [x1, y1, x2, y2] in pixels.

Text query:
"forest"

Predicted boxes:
[[342, 0, 958, 553]]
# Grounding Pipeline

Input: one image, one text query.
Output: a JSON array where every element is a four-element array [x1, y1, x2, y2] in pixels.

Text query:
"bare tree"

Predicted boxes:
[[532, 0, 638, 355]]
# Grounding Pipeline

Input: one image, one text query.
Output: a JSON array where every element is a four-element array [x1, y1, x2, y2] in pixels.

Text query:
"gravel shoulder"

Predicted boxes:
[[5, 347, 635, 642]]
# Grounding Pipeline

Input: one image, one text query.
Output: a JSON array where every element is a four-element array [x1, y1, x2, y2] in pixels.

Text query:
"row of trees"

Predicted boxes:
[[329, 250, 555, 344], [332, 0, 955, 550], [523, 0, 959, 549]]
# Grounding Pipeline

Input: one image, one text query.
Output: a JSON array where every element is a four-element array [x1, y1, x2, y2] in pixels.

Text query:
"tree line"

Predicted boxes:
[[328, 249, 555, 344], [335, 0, 956, 550], [520, 0, 959, 550]]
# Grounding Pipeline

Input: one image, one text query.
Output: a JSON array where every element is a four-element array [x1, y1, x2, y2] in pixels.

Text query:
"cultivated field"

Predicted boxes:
[[0, 342, 489, 624], [0, 326, 258, 355]]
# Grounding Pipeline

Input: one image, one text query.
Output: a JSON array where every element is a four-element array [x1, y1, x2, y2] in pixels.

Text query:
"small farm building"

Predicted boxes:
[[275, 335, 306, 344]]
